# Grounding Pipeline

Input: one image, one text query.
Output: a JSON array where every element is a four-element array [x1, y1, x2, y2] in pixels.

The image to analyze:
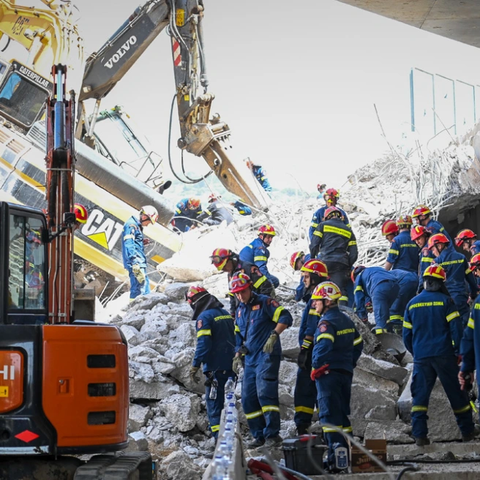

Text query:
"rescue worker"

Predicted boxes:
[[469, 254, 480, 289], [73, 203, 88, 231], [240, 224, 280, 288], [428, 233, 478, 327], [310, 281, 363, 472], [412, 204, 453, 243], [202, 193, 234, 226], [290, 250, 311, 302], [294, 259, 329, 435], [245, 159, 272, 192], [403, 264, 475, 446], [308, 188, 350, 241], [317, 183, 327, 199], [122, 205, 158, 301], [388, 269, 418, 334], [231, 273, 293, 448], [187, 285, 236, 440], [384, 216, 419, 273], [172, 197, 209, 233], [352, 266, 400, 335], [455, 229, 480, 257], [310, 206, 357, 305], [210, 248, 274, 316], [410, 225, 434, 293], [232, 200, 252, 216]]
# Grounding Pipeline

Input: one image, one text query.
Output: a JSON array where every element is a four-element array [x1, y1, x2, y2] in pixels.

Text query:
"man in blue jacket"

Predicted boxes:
[[311, 281, 363, 472], [455, 229, 480, 257], [187, 286, 236, 440], [412, 204, 452, 243], [246, 159, 272, 192], [172, 197, 210, 232], [231, 273, 292, 449], [410, 225, 434, 293], [384, 215, 419, 273], [290, 251, 311, 302], [122, 205, 158, 301], [240, 224, 279, 288], [404, 264, 475, 446]]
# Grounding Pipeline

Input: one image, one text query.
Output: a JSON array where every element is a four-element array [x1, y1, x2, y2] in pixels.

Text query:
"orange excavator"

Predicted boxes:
[[0, 66, 153, 479]]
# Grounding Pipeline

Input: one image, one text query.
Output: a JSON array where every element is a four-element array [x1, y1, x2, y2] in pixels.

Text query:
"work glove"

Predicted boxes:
[[263, 331, 279, 354], [310, 364, 330, 381], [297, 338, 312, 370], [232, 356, 243, 375], [189, 366, 201, 383], [132, 264, 145, 284]]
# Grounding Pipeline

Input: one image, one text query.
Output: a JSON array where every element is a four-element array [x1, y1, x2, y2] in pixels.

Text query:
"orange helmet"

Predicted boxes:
[[258, 224, 276, 236], [229, 273, 252, 293], [351, 265, 365, 282], [185, 285, 208, 304], [74, 203, 88, 224], [323, 188, 339, 205], [140, 205, 158, 224], [301, 259, 329, 278], [454, 229, 476, 247], [412, 205, 432, 218], [187, 198, 201, 210], [423, 264, 446, 282], [381, 220, 399, 237], [311, 281, 342, 301], [324, 206, 342, 220], [397, 215, 413, 227], [469, 253, 480, 270], [411, 225, 428, 241], [290, 251, 305, 270], [210, 248, 233, 271], [428, 233, 450, 250]]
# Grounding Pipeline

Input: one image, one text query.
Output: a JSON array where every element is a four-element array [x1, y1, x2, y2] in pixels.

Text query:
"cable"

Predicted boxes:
[[395, 465, 419, 479]]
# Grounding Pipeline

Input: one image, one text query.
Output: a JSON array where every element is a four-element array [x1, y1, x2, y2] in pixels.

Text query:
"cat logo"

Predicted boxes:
[[80, 209, 123, 251]]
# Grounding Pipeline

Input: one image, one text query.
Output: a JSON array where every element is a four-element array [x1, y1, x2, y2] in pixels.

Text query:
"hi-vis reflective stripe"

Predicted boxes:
[[354, 286, 364, 293], [339, 296, 348, 302], [411, 405, 428, 412], [475, 303, 480, 310], [245, 410, 264, 420], [211, 425, 220, 432], [454, 404, 471, 414], [323, 425, 342, 433], [254, 256, 267, 262], [343, 426, 353, 433], [197, 329, 212, 337], [313, 230, 323, 238], [467, 318, 475, 329], [308, 308, 320, 316], [262, 405, 280, 413], [402, 244, 418, 248], [466, 267, 473, 274], [440, 259, 464, 266], [348, 241, 357, 247], [446, 311, 460, 322], [235, 325, 241, 333], [214, 315, 232, 322], [403, 320, 412, 329], [311, 222, 319, 229], [123, 234, 134, 241], [323, 225, 352, 238], [389, 315, 403, 321], [409, 301, 444, 309], [317, 333, 335, 342], [421, 257, 434, 263], [253, 276, 267, 288], [295, 406, 314, 414], [353, 335, 363, 346], [272, 306, 284, 323], [389, 249, 399, 255], [175, 208, 182, 214]]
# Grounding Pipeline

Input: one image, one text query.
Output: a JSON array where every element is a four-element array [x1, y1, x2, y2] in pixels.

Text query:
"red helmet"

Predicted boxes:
[[229, 273, 252, 293], [311, 281, 342, 301], [351, 265, 365, 282], [412, 205, 431, 218], [324, 206, 342, 220], [301, 259, 329, 278], [317, 183, 326, 190], [423, 264, 446, 282], [290, 251, 305, 270], [323, 188, 339, 205], [74, 203, 88, 224], [185, 285, 208, 304], [208, 193, 220, 203], [210, 248, 233, 271], [140, 205, 159, 224], [427, 233, 450, 250], [454, 229, 476, 247], [258, 224, 276, 236], [410, 225, 428, 241], [381, 220, 399, 236], [470, 253, 480, 270], [188, 198, 201, 210], [397, 215, 413, 227]]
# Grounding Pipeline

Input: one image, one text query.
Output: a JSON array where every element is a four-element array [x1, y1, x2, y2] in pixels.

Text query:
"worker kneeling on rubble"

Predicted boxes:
[[403, 264, 476, 446], [186, 286, 236, 440], [231, 273, 292, 449], [310, 281, 363, 472]]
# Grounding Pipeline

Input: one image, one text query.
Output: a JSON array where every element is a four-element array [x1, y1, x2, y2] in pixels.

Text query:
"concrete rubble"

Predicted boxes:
[[95, 129, 480, 478]]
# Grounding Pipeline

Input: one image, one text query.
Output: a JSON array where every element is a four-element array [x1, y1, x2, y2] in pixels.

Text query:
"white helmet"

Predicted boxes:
[[140, 205, 158, 224]]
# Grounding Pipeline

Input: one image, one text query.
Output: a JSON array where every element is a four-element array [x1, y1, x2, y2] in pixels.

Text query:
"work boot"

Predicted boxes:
[[414, 437, 430, 446], [264, 436, 283, 448], [247, 437, 265, 449]]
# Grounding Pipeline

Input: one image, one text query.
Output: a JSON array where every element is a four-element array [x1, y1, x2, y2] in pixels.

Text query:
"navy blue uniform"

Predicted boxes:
[[436, 248, 478, 326], [193, 303, 235, 437], [240, 237, 279, 288], [122, 216, 150, 300], [386, 231, 419, 273], [353, 267, 399, 333], [418, 247, 435, 292], [470, 240, 480, 256], [309, 206, 350, 242], [295, 253, 311, 302], [389, 269, 418, 329], [460, 298, 480, 396], [233, 201, 252, 216], [252, 165, 272, 192], [173, 198, 209, 232], [202, 201, 234, 226], [425, 218, 453, 243], [403, 290, 473, 440], [312, 307, 363, 466], [235, 293, 292, 441], [294, 295, 320, 430]]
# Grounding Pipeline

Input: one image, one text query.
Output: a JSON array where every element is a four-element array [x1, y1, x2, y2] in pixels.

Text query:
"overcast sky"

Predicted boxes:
[[77, 0, 480, 195]]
